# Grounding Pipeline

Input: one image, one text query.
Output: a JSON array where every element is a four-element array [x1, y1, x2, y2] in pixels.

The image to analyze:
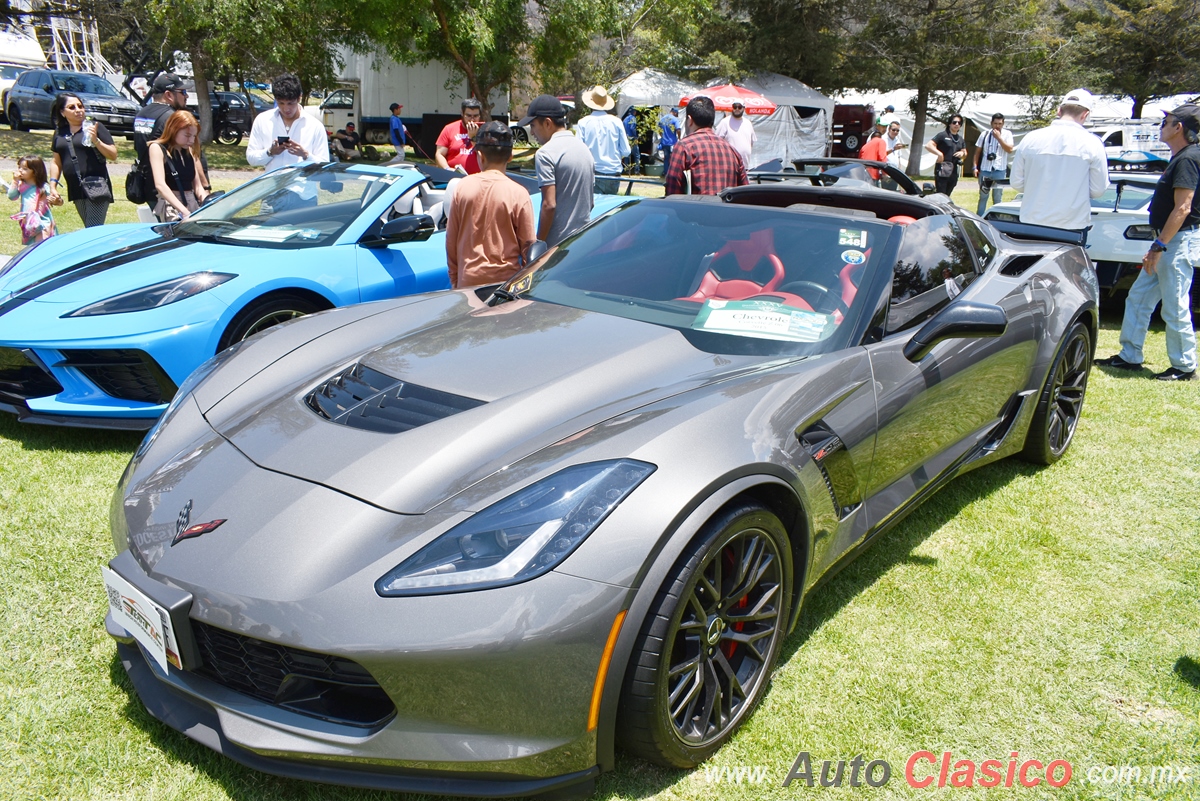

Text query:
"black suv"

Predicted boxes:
[[6, 69, 139, 133]]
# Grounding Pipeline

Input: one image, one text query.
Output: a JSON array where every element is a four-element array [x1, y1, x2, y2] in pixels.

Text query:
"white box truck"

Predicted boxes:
[[0, 24, 46, 121], [319, 47, 509, 154]]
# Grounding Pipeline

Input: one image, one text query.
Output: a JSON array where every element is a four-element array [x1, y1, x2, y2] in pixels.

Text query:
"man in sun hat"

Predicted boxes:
[[1010, 88, 1108, 241], [522, 94, 594, 246], [1097, 104, 1200, 381], [574, 85, 629, 194]]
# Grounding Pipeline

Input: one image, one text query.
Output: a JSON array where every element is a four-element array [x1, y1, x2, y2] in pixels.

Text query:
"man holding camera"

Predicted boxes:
[[974, 113, 1014, 215], [246, 74, 330, 172]]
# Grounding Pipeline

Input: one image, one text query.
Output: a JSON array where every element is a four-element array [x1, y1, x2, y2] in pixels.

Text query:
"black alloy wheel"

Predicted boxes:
[[217, 294, 323, 351], [216, 126, 243, 146], [618, 502, 791, 767], [8, 106, 24, 132], [1022, 321, 1091, 464]]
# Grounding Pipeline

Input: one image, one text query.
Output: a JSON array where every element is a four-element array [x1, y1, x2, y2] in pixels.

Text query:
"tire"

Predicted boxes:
[[9, 106, 24, 132], [218, 294, 323, 351], [1021, 321, 1091, 465], [618, 502, 792, 768], [511, 125, 529, 144], [843, 133, 859, 152], [216, 126, 242, 146]]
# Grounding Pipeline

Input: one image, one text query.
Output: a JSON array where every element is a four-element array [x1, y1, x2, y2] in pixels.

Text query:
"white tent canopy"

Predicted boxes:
[[738, 72, 835, 116], [613, 68, 701, 110]]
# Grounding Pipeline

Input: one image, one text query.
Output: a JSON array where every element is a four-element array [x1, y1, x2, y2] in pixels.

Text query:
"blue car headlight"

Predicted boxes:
[[376, 459, 656, 596], [64, 272, 236, 317]]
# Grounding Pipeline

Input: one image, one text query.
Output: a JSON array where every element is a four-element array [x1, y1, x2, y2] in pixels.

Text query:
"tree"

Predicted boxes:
[[1060, 0, 1200, 117], [849, 0, 1059, 173]]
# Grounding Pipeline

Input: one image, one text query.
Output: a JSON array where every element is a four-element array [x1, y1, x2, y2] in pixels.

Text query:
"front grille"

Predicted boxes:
[[56, 349, 177, 405], [0, 347, 63, 401], [191, 620, 396, 727], [306, 362, 485, 434]]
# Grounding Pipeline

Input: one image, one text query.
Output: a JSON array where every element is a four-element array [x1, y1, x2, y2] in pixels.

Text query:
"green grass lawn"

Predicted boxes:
[[1, 317, 1197, 800]]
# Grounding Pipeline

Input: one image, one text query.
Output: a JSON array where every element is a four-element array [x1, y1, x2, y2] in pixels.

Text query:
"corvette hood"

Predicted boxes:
[[211, 295, 780, 514], [0, 225, 240, 309]]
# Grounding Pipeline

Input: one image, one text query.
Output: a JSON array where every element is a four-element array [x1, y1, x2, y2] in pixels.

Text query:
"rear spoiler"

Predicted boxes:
[[988, 219, 1086, 247]]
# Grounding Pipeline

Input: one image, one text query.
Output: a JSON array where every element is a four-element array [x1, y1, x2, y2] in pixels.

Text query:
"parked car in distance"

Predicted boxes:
[[984, 173, 1199, 312], [187, 91, 272, 145], [6, 68, 139, 133]]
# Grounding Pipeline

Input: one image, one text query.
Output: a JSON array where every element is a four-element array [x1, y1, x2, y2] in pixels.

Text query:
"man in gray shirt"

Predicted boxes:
[[522, 95, 594, 245]]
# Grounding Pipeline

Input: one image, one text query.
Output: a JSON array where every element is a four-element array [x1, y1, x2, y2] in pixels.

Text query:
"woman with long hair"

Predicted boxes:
[[47, 92, 117, 227], [150, 109, 209, 221]]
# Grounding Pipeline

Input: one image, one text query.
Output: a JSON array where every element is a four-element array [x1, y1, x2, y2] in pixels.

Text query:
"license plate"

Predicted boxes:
[[102, 566, 182, 673]]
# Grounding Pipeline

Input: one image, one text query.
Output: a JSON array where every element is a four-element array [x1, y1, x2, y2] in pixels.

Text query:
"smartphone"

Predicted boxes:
[[277, 136, 290, 144]]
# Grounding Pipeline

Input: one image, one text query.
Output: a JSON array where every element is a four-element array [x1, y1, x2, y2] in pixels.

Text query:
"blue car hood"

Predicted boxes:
[[0, 224, 234, 306]]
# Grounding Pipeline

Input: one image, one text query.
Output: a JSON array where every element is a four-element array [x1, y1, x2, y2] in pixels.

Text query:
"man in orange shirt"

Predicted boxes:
[[859, 115, 889, 180], [446, 122, 536, 288]]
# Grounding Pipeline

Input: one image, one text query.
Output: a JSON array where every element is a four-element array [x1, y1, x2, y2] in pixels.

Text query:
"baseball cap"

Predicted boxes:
[[345, 122, 355, 128], [519, 94, 566, 126], [1167, 104, 1200, 135], [475, 121, 513, 146], [1060, 88, 1094, 111], [152, 72, 186, 93], [389, 102, 403, 111]]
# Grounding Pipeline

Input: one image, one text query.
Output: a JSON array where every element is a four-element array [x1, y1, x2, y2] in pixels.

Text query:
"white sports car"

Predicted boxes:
[[984, 174, 1199, 312]]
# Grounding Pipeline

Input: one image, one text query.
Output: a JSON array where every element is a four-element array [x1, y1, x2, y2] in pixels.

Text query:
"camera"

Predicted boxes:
[[986, 151, 997, 161], [980, 176, 995, 192]]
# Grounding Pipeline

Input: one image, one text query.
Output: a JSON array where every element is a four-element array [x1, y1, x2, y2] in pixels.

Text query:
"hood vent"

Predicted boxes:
[[306, 362, 485, 434]]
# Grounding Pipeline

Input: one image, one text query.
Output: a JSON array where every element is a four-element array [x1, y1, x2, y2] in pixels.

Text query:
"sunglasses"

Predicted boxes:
[[731, 104, 744, 109], [950, 120, 963, 125]]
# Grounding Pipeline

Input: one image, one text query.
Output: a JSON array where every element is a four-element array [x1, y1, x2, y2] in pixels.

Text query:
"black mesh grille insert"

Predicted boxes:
[[306, 362, 485, 434], [56, 349, 177, 405], [0, 347, 63, 401], [191, 620, 396, 727]]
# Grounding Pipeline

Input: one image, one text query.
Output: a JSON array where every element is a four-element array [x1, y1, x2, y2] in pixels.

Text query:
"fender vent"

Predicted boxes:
[[306, 362, 485, 434], [999, 255, 1043, 277]]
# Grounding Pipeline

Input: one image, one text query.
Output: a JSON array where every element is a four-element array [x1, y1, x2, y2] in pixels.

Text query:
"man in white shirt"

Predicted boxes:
[[974, 113, 1016, 215], [714, 101, 757, 169], [246, 74, 330, 173], [1010, 89, 1108, 241], [574, 85, 629, 194]]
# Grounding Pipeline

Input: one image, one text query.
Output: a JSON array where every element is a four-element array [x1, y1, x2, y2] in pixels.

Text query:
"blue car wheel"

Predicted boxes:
[[219, 293, 326, 351]]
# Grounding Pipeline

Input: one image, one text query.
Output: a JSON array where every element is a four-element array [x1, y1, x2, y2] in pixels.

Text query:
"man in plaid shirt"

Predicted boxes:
[[665, 96, 749, 195]]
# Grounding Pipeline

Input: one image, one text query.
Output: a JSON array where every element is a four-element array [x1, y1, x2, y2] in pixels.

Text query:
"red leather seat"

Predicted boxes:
[[683, 230, 811, 308]]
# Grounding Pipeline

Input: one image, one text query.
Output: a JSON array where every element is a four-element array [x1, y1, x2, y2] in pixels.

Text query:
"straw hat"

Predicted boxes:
[[582, 85, 615, 111]]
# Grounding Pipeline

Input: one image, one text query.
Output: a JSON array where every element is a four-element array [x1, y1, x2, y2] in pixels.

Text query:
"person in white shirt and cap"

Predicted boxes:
[[574, 85, 630, 194], [1009, 89, 1109, 243]]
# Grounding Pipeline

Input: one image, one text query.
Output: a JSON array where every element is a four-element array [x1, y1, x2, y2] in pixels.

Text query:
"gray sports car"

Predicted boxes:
[[103, 182, 1098, 797]]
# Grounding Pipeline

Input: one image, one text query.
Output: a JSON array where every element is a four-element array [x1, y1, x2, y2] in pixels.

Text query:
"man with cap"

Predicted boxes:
[[133, 72, 190, 209], [523, 94, 594, 246], [714, 100, 758, 169], [574, 85, 630, 194], [1009, 89, 1108, 241], [445, 121, 535, 289], [330, 122, 361, 160], [387, 103, 406, 162], [1097, 104, 1200, 381]]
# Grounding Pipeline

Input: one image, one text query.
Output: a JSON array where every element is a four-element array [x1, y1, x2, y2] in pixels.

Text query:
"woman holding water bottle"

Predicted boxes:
[[47, 92, 117, 227]]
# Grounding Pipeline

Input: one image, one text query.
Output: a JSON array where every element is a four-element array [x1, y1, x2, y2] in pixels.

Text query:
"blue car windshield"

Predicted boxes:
[[177, 165, 405, 247], [512, 199, 893, 356]]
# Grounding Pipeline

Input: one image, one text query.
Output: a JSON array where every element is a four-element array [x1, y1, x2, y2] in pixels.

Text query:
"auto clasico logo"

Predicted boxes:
[[782, 751, 1072, 789]]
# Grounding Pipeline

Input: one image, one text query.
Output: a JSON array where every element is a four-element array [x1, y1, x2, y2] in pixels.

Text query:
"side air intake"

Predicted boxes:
[[306, 363, 485, 434]]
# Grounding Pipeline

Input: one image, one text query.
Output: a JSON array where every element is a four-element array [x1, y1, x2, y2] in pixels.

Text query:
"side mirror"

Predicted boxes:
[[42, 84, 53, 93], [903, 301, 1007, 361], [364, 214, 436, 247], [521, 240, 548, 266], [921, 182, 936, 195]]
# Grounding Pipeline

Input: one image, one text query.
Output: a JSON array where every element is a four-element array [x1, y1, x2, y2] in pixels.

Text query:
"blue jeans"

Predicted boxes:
[[976, 168, 1006, 215], [1117, 227, 1199, 372]]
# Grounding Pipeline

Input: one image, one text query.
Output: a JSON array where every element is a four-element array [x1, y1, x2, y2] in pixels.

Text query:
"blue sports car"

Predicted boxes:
[[0, 162, 622, 429]]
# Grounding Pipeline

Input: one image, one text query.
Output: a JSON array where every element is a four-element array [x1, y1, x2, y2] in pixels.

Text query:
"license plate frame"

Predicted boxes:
[[102, 565, 183, 673]]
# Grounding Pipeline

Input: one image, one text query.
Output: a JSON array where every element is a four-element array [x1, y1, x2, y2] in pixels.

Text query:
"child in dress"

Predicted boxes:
[[8, 155, 57, 245]]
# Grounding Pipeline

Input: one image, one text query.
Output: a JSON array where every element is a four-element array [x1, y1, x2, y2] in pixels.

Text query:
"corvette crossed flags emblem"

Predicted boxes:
[[171, 499, 227, 546]]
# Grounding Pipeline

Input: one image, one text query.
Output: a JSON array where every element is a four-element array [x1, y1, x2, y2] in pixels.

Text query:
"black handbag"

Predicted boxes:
[[125, 159, 148, 204], [64, 131, 113, 202]]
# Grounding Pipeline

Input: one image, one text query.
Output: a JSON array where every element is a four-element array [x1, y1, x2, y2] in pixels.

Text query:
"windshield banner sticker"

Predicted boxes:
[[222, 225, 301, 243], [839, 228, 868, 247], [841, 249, 866, 264], [692, 299, 831, 342]]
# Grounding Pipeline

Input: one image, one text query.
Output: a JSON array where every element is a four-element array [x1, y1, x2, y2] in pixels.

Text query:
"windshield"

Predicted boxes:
[[53, 73, 122, 96], [175, 164, 408, 247], [512, 200, 893, 356]]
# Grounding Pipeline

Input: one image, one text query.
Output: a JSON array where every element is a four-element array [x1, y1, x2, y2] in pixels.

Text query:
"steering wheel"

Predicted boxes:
[[777, 280, 849, 315]]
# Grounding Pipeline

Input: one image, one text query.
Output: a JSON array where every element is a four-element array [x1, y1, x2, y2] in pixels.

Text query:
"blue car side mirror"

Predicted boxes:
[[365, 214, 436, 247]]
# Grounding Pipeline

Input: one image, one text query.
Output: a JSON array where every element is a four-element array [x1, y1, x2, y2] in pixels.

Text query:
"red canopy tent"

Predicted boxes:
[[680, 84, 777, 115]]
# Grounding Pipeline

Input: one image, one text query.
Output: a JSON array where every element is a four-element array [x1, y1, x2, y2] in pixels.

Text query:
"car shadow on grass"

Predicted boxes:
[[780, 456, 1041, 661], [0, 412, 143, 454]]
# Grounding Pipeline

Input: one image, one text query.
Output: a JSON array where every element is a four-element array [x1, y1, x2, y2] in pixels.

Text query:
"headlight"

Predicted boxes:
[[1124, 224, 1155, 240], [376, 459, 656, 596], [64, 272, 236, 317]]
